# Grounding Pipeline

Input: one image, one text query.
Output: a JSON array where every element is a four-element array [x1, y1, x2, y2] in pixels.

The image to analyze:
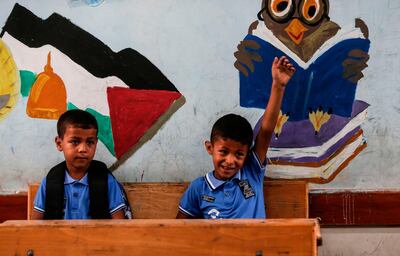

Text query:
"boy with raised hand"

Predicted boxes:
[[32, 109, 128, 219], [177, 56, 295, 219]]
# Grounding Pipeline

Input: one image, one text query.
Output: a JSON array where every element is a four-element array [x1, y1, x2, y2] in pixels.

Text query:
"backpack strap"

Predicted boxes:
[[44, 160, 111, 219], [88, 160, 111, 219], [44, 161, 66, 219]]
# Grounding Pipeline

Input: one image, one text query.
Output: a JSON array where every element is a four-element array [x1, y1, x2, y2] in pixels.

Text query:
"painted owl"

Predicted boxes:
[[235, 0, 370, 122], [234, 0, 371, 182]]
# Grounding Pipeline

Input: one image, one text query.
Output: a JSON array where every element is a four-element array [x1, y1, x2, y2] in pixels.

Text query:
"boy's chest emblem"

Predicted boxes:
[[207, 208, 220, 219], [238, 180, 255, 199], [202, 195, 215, 203]]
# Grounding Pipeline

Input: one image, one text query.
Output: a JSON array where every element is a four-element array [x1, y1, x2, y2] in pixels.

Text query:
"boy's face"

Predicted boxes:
[[205, 137, 249, 180], [55, 125, 98, 174]]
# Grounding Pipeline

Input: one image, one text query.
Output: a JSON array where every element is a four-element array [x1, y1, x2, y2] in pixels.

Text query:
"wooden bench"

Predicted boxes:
[[28, 180, 309, 219], [0, 219, 320, 255]]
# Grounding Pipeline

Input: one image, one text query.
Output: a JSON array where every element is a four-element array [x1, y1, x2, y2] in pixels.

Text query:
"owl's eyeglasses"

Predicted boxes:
[[257, 1, 329, 26]]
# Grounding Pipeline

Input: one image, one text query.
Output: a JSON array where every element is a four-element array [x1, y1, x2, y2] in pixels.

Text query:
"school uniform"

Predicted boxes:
[[179, 151, 266, 219], [34, 170, 126, 219]]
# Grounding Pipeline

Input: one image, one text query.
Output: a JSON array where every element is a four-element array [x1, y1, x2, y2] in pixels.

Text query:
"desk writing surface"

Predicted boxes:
[[0, 219, 320, 256]]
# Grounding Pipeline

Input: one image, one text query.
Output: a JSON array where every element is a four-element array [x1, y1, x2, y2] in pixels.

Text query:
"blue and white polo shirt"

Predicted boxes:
[[33, 171, 126, 219], [179, 151, 266, 219]]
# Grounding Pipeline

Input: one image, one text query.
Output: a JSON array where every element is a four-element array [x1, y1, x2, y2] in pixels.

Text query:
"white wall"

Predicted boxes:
[[319, 227, 400, 256], [0, 0, 399, 192]]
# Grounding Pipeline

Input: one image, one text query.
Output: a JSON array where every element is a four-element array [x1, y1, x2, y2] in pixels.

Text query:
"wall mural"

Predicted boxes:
[[26, 52, 67, 119], [0, 38, 19, 121], [235, 0, 370, 183], [0, 3, 185, 164]]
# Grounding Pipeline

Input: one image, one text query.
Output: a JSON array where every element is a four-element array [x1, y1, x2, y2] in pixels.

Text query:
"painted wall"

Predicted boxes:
[[0, 0, 399, 193]]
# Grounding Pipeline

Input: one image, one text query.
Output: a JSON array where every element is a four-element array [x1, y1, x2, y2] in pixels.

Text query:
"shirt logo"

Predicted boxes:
[[207, 208, 220, 219], [201, 195, 215, 202], [238, 180, 255, 199]]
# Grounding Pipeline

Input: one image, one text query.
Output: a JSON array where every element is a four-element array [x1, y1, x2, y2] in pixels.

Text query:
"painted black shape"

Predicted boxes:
[[1, 3, 178, 92]]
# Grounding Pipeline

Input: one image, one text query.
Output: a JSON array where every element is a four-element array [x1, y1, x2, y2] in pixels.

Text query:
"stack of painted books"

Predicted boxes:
[[255, 100, 368, 183]]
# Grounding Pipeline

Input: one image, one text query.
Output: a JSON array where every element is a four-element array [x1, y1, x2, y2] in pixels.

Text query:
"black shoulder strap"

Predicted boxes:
[[44, 161, 66, 219], [88, 160, 111, 219]]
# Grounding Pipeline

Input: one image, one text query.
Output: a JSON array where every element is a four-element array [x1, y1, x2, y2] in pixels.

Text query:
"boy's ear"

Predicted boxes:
[[205, 140, 213, 155], [55, 136, 63, 152]]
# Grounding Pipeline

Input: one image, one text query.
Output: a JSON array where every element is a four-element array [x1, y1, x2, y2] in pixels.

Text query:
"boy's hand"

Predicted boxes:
[[271, 56, 296, 88], [254, 56, 295, 163]]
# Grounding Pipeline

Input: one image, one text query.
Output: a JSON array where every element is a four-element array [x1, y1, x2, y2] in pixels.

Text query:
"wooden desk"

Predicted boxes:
[[0, 219, 320, 256]]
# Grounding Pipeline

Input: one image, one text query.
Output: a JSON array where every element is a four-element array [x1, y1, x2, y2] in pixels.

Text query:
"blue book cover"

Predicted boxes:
[[240, 26, 370, 121]]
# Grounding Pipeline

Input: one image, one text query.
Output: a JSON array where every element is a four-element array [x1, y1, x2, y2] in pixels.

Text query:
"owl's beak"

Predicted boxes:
[[284, 19, 308, 45]]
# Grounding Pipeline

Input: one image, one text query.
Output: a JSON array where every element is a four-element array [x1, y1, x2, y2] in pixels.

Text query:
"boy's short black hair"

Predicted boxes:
[[57, 109, 98, 138], [210, 114, 253, 148]]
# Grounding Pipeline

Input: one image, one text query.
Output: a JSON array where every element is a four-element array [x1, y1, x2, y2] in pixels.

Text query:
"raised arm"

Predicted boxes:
[[254, 56, 295, 163]]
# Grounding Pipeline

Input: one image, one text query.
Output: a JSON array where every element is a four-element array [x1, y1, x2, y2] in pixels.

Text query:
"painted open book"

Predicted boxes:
[[242, 22, 370, 183]]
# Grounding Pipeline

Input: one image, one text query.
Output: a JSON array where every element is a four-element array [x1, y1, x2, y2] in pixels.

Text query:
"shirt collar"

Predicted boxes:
[[64, 170, 89, 185], [205, 169, 242, 190]]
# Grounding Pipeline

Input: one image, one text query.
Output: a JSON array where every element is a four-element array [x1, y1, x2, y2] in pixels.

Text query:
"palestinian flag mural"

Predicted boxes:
[[0, 4, 184, 161]]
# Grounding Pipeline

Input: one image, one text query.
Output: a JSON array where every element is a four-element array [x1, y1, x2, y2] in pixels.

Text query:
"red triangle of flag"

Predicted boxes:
[[107, 87, 182, 159]]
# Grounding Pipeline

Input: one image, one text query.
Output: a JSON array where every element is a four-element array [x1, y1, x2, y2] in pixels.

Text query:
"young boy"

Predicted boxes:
[[32, 109, 128, 219], [177, 56, 295, 219]]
